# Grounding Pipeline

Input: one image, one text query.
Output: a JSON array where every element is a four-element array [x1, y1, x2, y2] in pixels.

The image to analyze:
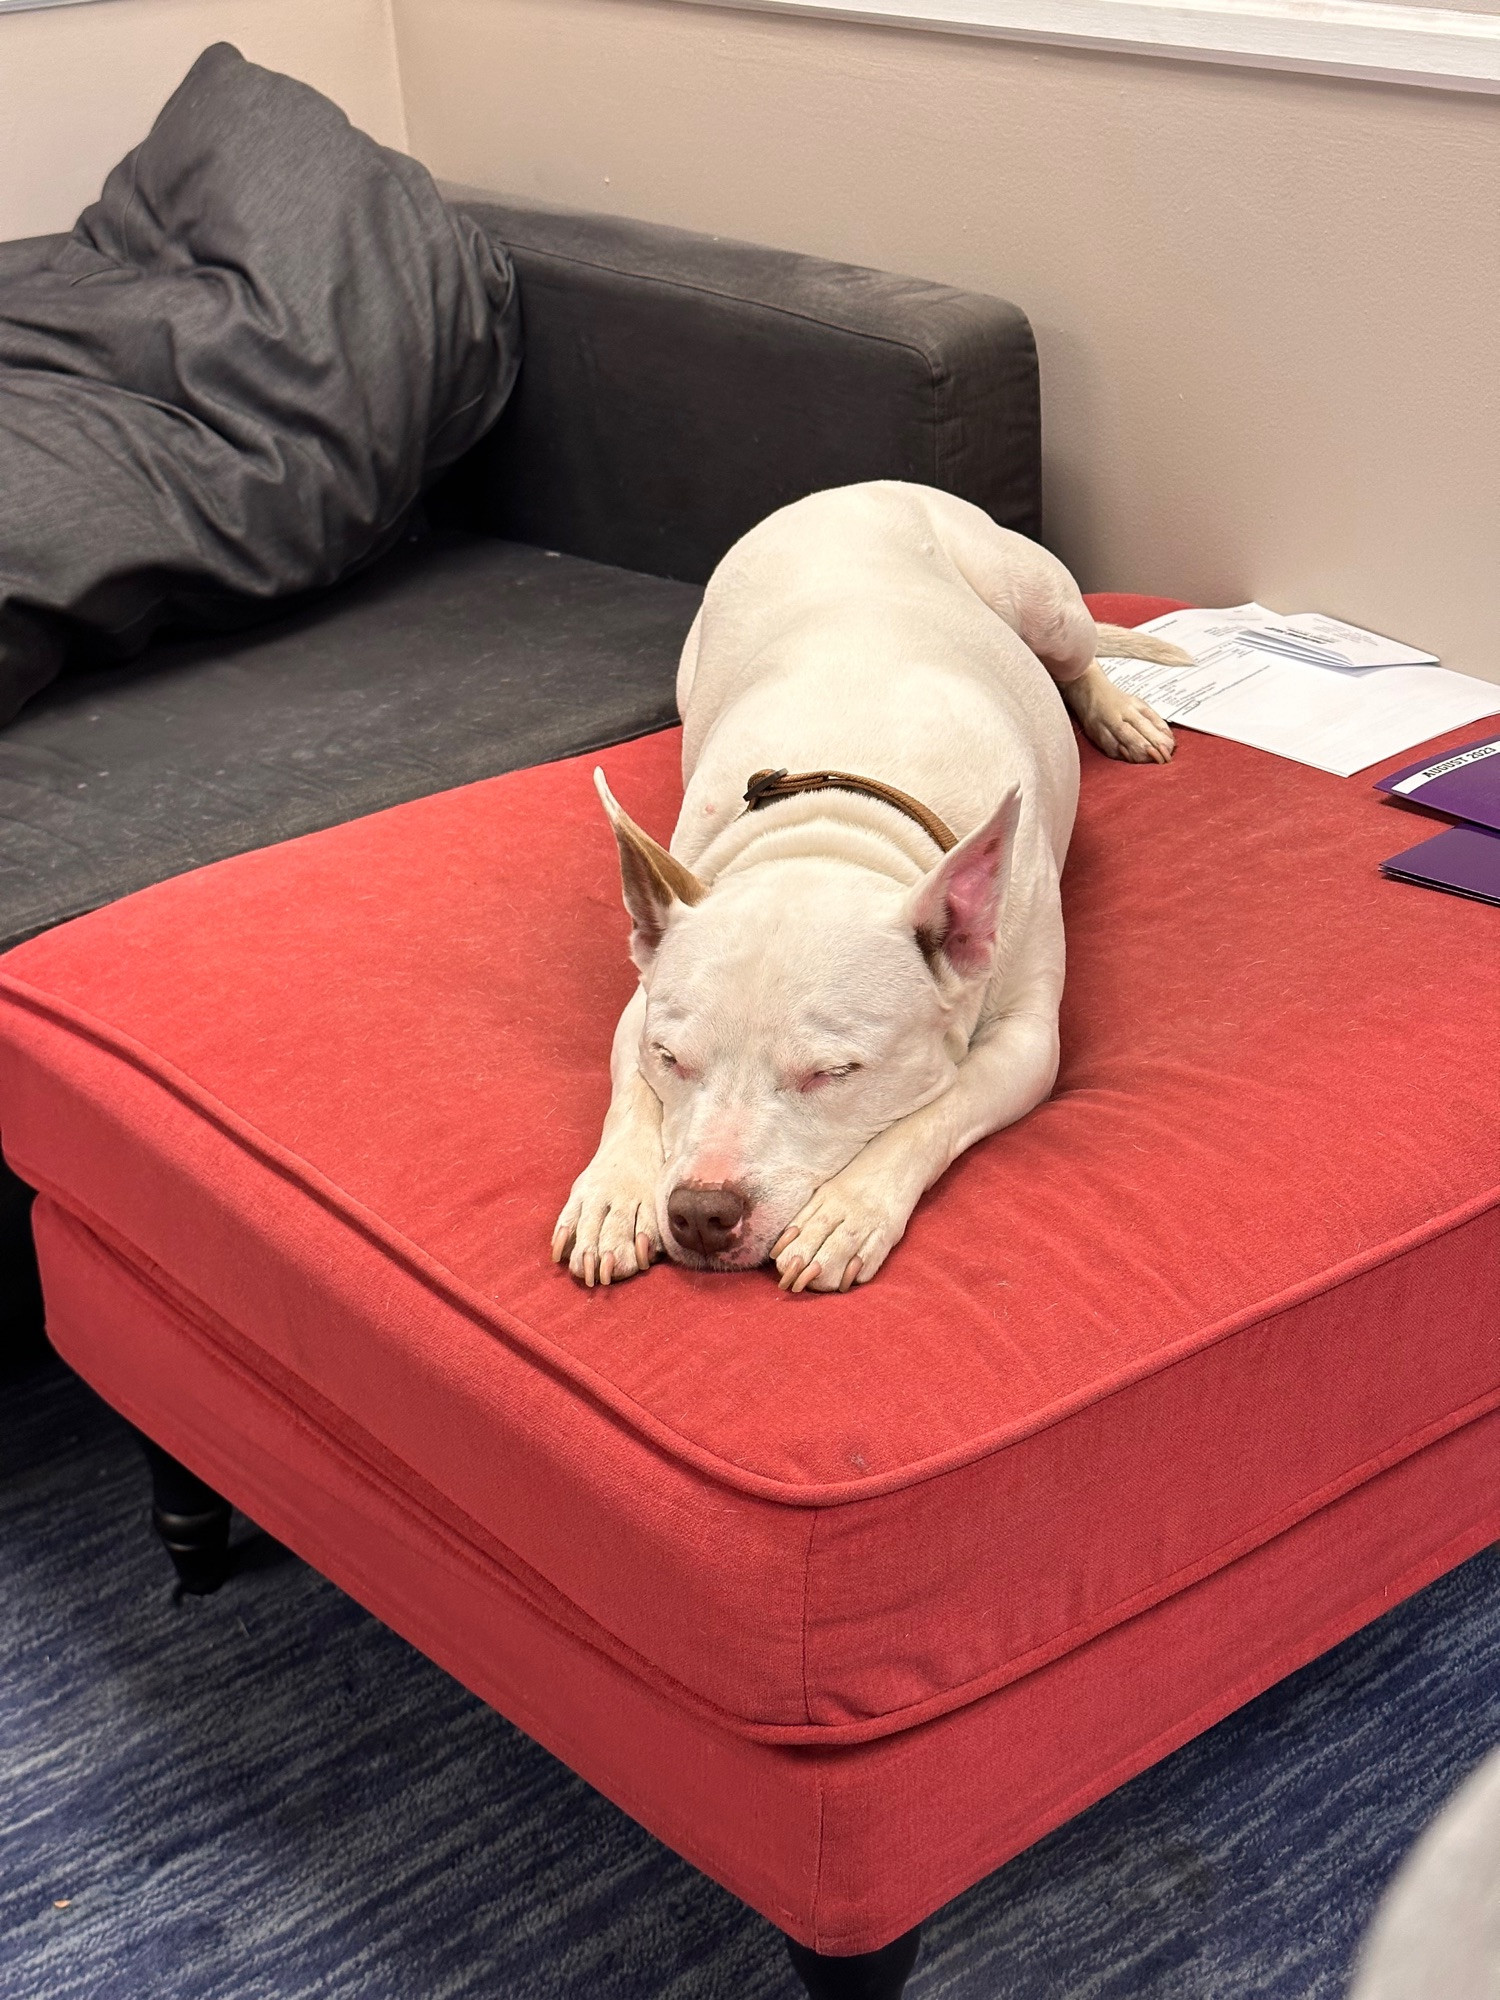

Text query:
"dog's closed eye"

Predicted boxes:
[[652, 1043, 691, 1077], [800, 1063, 863, 1092]]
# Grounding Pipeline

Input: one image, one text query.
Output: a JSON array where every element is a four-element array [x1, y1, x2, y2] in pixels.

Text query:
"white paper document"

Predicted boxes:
[[1098, 603, 1500, 777]]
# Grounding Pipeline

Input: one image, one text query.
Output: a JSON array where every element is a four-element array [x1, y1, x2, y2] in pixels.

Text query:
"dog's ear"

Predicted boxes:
[[905, 787, 1020, 983], [594, 768, 705, 969]]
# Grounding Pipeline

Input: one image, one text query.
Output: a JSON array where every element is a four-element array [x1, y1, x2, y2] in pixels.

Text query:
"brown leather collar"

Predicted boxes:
[[742, 768, 956, 852]]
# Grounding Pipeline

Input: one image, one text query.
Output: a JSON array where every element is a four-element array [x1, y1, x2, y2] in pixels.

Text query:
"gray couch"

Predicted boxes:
[[0, 196, 1042, 1363]]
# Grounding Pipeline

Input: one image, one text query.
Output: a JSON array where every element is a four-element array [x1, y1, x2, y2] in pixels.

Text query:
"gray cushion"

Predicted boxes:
[[0, 531, 698, 953], [0, 46, 520, 725]]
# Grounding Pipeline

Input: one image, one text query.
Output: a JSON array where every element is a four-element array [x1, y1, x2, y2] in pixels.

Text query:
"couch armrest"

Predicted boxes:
[[442, 195, 1041, 585]]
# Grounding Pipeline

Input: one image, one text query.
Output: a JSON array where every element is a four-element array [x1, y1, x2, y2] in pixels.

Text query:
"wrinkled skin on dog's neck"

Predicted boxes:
[[638, 856, 986, 1269]]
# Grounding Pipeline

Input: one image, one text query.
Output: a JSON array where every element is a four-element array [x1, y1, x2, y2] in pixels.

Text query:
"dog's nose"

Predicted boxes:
[[667, 1183, 748, 1257]]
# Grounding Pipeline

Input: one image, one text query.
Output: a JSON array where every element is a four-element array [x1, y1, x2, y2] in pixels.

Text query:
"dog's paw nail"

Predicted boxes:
[[778, 1256, 803, 1292], [582, 1250, 597, 1289], [792, 1261, 821, 1294], [636, 1231, 654, 1269], [839, 1257, 862, 1293], [599, 1252, 614, 1287]]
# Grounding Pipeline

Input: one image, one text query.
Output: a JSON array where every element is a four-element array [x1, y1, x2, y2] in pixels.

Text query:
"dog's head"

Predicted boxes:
[[595, 770, 1019, 1271]]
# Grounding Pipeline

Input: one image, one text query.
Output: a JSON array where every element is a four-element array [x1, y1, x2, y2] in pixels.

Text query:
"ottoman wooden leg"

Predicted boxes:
[[133, 1430, 232, 1595], [784, 1924, 922, 1998]]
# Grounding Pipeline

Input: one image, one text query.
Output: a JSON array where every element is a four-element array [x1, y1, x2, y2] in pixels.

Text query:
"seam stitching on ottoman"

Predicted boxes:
[[801, 1510, 818, 1727], [810, 1774, 828, 1952], [4, 967, 1499, 1506]]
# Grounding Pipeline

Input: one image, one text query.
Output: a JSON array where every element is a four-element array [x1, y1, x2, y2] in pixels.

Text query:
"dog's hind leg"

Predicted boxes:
[[929, 491, 1179, 763], [1066, 623, 1196, 762], [552, 988, 665, 1287], [1060, 659, 1175, 763]]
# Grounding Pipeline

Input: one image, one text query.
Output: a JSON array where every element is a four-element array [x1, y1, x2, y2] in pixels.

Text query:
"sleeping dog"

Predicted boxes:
[[552, 481, 1186, 1293]]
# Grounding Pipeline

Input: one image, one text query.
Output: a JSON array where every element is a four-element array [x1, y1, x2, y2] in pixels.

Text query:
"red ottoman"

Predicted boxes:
[[2, 598, 1497, 1990]]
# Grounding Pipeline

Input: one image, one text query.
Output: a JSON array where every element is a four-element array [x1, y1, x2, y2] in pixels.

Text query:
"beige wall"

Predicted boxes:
[[4, 0, 1495, 682], [0, 0, 406, 241], [394, 0, 1500, 684]]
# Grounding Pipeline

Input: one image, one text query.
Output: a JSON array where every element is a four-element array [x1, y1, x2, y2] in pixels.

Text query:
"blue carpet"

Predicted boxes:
[[2, 1353, 1498, 2000]]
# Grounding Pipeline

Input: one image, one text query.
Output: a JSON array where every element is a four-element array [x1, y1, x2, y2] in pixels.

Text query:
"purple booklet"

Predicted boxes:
[[1374, 732, 1500, 832], [1382, 823, 1500, 907]]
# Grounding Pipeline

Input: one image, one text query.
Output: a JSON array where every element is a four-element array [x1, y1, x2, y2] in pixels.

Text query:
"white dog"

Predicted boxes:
[[552, 481, 1184, 1293]]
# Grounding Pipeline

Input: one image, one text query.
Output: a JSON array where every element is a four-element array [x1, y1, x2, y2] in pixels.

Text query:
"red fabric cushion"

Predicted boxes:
[[1084, 591, 1189, 626], [1, 597, 1497, 1746]]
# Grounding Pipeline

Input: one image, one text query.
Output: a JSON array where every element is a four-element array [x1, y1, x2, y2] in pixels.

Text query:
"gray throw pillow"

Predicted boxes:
[[0, 43, 520, 724]]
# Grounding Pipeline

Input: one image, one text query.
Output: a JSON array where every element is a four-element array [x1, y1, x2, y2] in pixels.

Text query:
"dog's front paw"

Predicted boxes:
[[552, 1149, 663, 1289], [770, 1166, 916, 1294]]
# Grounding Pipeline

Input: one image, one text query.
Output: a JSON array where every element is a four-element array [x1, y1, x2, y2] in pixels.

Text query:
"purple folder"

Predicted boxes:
[[1381, 823, 1500, 907], [1374, 732, 1500, 833]]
